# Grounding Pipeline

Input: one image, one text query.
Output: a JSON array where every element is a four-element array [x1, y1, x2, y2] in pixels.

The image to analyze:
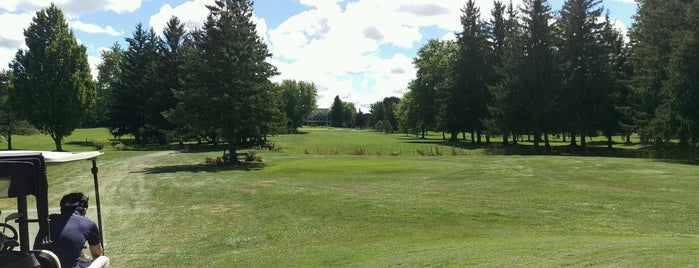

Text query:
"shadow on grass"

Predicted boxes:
[[396, 135, 699, 164], [136, 162, 267, 174]]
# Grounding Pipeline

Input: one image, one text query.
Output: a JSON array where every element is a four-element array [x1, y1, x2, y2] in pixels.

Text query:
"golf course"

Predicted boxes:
[[2, 128, 698, 267]]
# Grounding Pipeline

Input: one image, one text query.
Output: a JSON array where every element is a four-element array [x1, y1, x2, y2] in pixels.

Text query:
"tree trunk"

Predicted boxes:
[[533, 131, 541, 150], [544, 132, 551, 151], [450, 131, 458, 142], [470, 132, 475, 144], [512, 133, 518, 145], [53, 135, 64, 152], [421, 128, 426, 139], [6, 135, 12, 150], [607, 135, 613, 149], [625, 134, 632, 144], [569, 133, 577, 147], [227, 142, 238, 164], [580, 131, 587, 149]]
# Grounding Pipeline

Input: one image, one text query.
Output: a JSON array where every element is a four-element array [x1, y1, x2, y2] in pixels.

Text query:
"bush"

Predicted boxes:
[[244, 150, 263, 162], [92, 139, 110, 150]]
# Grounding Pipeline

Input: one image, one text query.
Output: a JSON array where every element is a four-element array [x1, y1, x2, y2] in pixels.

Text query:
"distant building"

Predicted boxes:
[[305, 108, 331, 126]]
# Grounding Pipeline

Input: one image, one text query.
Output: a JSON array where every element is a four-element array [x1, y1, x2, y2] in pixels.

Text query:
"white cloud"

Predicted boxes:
[[266, 0, 468, 108], [0, 0, 142, 15], [88, 55, 101, 80], [0, 47, 17, 70], [148, 0, 208, 34], [0, 12, 32, 68], [70, 20, 123, 36]]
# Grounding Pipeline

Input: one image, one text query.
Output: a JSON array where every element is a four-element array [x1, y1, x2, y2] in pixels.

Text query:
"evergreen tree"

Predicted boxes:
[[599, 12, 633, 148], [176, 0, 282, 160], [628, 0, 687, 144], [91, 43, 123, 128], [520, 0, 558, 150], [665, 1, 699, 145], [110, 23, 162, 143], [157, 16, 187, 139], [486, 0, 522, 145], [9, 4, 95, 151], [453, 0, 490, 142], [557, 0, 606, 148], [329, 95, 344, 127]]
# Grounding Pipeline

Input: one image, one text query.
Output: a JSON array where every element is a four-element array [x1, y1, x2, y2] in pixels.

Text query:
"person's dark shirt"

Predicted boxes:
[[34, 210, 101, 268]]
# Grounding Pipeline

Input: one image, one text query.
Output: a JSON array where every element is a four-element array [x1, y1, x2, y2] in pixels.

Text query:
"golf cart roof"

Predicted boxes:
[[0, 151, 103, 164]]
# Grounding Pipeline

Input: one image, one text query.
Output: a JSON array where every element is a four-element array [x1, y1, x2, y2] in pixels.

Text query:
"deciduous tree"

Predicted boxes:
[[10, 4, 95, 151]]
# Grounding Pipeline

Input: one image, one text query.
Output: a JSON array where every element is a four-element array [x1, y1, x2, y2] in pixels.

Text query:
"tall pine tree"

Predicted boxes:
[[173, 0, 283, 161]]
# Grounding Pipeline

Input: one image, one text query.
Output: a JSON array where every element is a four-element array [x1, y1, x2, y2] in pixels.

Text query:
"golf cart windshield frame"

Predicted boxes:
[[0, 151, 103, 251]]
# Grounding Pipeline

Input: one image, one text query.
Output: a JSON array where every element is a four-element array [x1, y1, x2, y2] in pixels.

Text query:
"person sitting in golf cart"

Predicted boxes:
[[33, 192, 110, 268]]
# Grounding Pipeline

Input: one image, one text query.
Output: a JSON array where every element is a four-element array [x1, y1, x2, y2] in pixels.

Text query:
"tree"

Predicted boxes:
[[628, 0, 688, 144], [157, 16, 187, 139], [409, 39, 457, 139], [369, 101, 385, 129], [557, 0, 606, 148], [382, 97, 400, 132], [599, 12, 633, 148], [10, 4, 95, 151], [172, 0, 283, 161], [355, 109, 367, 129], [487, 0, 525, 145], [110, 23, 162, 143], [342, 101, 356, 128], [395, 90, 419, 135], [329, 95, 344, 127], [664, 1, 699, 145], [0, 70, 36, 149], [452, 0, 491, 142], [90, 43, 123, 128], [278, 80, 317, 133], [520, 0, 558, 150]]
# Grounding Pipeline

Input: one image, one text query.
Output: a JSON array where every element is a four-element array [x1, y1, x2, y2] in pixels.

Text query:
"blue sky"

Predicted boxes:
[[0, 0, 637, 110]]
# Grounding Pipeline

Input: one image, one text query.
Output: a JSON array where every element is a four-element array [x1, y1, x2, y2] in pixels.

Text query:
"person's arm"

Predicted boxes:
[[89, 244, 104, 258]]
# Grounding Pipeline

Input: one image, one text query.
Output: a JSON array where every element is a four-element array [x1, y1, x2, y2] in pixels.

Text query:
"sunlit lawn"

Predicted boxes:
[[1, 128, 698, 266]]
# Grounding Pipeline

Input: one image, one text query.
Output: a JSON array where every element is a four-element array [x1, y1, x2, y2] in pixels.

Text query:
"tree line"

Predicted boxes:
[[397, 0, 699, 150], [1, 0, 317, 161]]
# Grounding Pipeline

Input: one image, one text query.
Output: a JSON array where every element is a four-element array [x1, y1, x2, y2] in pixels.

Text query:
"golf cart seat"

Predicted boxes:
[[32, 250, 61, 268], [0, 250, 40, 268]]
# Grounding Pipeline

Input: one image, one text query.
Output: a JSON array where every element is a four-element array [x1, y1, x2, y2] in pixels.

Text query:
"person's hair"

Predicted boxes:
[[60, 192, 89, 213]]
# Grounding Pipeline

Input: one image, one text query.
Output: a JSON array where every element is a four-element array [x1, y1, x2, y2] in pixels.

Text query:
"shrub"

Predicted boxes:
[[92, 139, 110, 150], [244, 150, 263, 162], [112, 142, 125, 151]]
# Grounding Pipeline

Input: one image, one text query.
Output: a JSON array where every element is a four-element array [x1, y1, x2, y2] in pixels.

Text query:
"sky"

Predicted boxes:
[[0, 0, 638, 110]]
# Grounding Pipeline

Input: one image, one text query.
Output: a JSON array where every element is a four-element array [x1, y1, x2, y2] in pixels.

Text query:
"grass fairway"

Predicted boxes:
[[2, 128, 699, 266]]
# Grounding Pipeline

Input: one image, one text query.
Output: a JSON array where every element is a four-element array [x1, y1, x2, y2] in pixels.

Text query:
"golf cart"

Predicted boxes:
[[0, 151, 104, 268]]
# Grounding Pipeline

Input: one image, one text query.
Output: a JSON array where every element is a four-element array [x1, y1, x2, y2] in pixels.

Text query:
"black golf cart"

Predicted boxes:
[[0, 151, 104, 268]]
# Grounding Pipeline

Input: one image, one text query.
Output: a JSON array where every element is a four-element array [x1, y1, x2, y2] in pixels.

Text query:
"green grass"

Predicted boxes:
[[2, 128, 699, 267]]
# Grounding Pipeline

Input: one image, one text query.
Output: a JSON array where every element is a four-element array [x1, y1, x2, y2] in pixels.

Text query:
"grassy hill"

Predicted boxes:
[[2, 128, 698, 266]]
